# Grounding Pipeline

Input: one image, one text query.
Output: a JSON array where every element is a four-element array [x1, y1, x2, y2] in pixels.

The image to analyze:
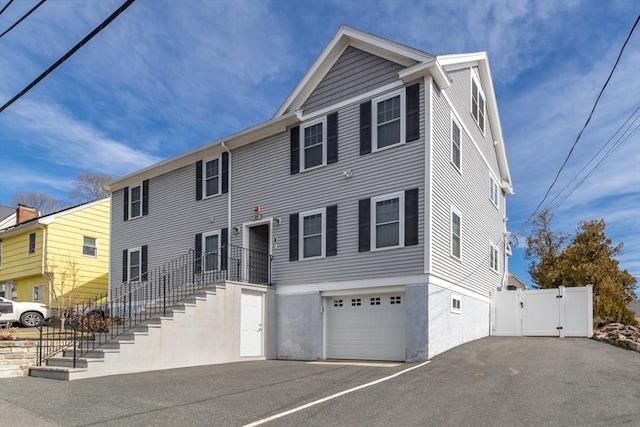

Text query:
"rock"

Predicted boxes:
[[592, 323, 640, 353]]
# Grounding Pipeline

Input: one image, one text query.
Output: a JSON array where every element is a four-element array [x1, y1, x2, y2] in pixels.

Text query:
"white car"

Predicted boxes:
[[0, 296, 52, 327]]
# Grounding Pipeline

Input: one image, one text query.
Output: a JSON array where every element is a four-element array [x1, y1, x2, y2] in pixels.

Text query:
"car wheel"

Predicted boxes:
[[20, 311, 43, 327]]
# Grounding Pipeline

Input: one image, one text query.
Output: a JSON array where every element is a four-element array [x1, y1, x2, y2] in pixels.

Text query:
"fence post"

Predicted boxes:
[[163, 272, 167, 316], [72, 320, 78, 369]]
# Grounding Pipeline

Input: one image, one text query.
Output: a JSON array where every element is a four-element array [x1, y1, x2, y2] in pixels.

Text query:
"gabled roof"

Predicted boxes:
[[0, 205, 14, 221], [0, 198, 109, 238]]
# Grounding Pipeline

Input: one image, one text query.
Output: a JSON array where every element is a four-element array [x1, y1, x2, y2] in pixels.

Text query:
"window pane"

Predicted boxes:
[[376, 199, 399, 224], [304, 123, 323, 148], [377, 223, 399, 248], [206, 176, 219, 196], [304, 144, 323, 169], [303, 214, 322, 236], [131, 200, 141, 217], [83, 237, 97, 256], [206, 159, 219, 179], [205, 235, 218, 253], [131, 186, 141, 202], [129, 250, 140, 281], [377, 120, 400, 148], [452, 213, 461, 258], [304, 235, 322, 258], [377, 96, 400, 124]]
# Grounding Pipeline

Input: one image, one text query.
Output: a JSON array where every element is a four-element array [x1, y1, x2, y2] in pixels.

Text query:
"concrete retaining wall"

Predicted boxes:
[[0, 341, 37, 378]]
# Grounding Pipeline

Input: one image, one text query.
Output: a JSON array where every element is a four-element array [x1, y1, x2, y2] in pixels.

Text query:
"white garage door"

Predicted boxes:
[[326, 293, 405, 361]]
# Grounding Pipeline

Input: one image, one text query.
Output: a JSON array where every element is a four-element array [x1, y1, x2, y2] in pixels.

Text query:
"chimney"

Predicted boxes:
[[16, 204, 37, 224]]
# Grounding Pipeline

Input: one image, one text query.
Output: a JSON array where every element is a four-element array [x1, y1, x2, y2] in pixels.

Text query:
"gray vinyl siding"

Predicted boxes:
[[430, 80, 505, 297], [446, 68, 500, 176], [301, 46, 404, 115], [233, 82, 425, 286], [109, 165, 228, 287]]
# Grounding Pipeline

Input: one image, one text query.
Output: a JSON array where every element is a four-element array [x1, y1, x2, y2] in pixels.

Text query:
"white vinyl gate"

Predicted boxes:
[[493, 286, 593, 338]]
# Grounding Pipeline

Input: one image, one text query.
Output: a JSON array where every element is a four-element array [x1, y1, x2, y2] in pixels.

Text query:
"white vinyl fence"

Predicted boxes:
[[492, 285, 593, 338]]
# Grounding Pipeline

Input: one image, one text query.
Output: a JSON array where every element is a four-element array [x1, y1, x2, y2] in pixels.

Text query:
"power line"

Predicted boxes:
[[0, 0, 14, 16], [0, 0, 136, 114], [523, 13, 640, 227], [0, 0, 46, 39]]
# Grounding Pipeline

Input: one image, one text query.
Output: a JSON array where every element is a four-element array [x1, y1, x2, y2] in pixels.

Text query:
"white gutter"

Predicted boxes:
[[221, 142, 232, 239], [35, 224, 51, 307]]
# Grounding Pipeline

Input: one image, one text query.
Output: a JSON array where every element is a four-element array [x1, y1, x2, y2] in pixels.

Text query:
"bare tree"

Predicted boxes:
[[11, 192, 64, 215], [69, 173, 113, 202], [44, 255, 82, 327]]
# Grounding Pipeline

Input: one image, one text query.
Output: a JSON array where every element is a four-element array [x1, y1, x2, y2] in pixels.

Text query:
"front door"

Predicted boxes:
[[240, 292, 263, 357], [247, 223, 270, 284]]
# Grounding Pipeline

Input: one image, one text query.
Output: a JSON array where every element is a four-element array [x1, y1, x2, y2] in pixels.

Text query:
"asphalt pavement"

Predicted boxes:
[[0, 337, 638, 426]]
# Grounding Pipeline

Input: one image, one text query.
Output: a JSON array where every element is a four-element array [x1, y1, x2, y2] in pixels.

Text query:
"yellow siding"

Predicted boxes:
[[0, 198, 110, 304], [0, 229, 43, 280]]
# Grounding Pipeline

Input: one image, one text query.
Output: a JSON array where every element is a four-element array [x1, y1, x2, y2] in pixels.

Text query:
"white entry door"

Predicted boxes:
[[326, 293, 405, 361], [240, 292, 263, 357]]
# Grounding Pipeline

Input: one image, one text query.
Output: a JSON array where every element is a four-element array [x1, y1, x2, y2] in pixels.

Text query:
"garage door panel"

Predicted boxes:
[[326, 293, 405, 361]]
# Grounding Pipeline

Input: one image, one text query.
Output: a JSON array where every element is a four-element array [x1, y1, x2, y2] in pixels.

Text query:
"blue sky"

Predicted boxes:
[[0, 0, 638, 288]]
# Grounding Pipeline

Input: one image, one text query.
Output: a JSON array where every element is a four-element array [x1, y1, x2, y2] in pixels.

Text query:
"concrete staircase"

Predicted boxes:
[[29, 283, 262, 380]]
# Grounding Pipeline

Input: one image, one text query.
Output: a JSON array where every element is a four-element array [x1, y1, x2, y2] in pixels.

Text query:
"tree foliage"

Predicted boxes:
[[69, 173, 112, 202], [10, 192, 63, 215], [526, 211, 637, 325]]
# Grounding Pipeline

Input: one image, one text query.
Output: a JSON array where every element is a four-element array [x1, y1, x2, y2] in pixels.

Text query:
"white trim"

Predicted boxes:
[[424, 76, 433, 275], [82, 235, 98, 258], [32, 284, 45, 302], [450, 206, 462, 261], [126, 246, 142, 282], [242, 218, 273, 281], [371, 191, 405, 251], [489, 175, 500, 209], [427, 274, 492, 303], [470, 69, 486, 136], [299, 207, 326, 260], [275, 274, 427, 295], [489, 241, 499, 273], [128, 182, 143, 220], [450, 293, 462, 314], [202, 155, 222, 199], [321, 285, 405, 297], [372, 88, 406, 152], [202, 230, 221, 272], [299, 117, 327, 172], [450, 112, 462, 173], [28, 232, 36, 255]]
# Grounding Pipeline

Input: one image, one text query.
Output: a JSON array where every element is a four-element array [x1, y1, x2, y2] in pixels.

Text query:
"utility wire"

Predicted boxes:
[[523, 13, 640, 227], [0, 0, 136, 114], [0, 0, 46, 39], [0, 0, 14, 16]]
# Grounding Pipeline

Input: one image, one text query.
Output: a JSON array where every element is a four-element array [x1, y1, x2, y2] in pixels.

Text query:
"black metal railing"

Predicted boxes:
[[36, 245, 271, 367]]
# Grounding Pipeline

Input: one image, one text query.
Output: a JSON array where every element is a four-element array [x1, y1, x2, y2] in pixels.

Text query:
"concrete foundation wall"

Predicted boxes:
[[428, 284, 490, 359], [405, 284, 429, 362], [277, 293, 322, 360]]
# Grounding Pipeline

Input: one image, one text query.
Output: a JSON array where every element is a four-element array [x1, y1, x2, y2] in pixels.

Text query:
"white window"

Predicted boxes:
[[203, 156, 221, 198], [471, 75, 486, 134], [373, 89, 405, 151], [28, 232, 36, 254], [203, 231, 220, 271], [451, 294, 461, 314], [451, 208, 461, 259], [300, 118, 326, 171], [33, 284, 44, 302], [128, 247, 141, 282], [490, 176, 499, 208], [490, 242, 499, 272], [83, 236, 97, 257], [129, 184, 142, 219], [299, 208, 326, 259], [0, 283, 5, 298], [371, 192, 405, 250], [451, 116, 461, 171]]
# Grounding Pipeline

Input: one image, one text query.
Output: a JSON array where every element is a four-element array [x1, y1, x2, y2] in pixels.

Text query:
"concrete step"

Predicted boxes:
[[30, 366, 88, 381], [46, 356, 104, 369], [62, 348, 119, 358]]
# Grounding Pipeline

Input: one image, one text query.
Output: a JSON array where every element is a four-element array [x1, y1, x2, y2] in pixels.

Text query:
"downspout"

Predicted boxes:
[[36, 223, 50, 307]]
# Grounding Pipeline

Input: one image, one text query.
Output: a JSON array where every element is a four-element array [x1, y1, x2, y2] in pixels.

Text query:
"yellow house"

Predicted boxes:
[[0, 198, 110, 309]]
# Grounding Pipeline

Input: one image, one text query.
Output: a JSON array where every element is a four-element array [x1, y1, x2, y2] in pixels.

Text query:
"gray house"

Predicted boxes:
[[105, 26, 513, 368]]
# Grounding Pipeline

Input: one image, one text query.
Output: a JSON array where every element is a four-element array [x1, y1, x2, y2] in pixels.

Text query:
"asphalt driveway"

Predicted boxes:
[[1, 337, 638, 426]]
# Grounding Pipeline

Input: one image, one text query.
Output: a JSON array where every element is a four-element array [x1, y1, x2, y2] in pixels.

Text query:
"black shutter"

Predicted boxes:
[[194, 233, 202, 274], [221, 227, 228, 271], [141, 245, 148, 281], [142, 180, 149, 216], [123, 187, 129, 221], [289, 213, 299, 261], [358, 198, 370, 252], [122, 249, 128, 282], [405, 188, 419, 246], [195, 161, 203, 201], [290, 126, 300, 175], [326, 205, 337, 257], [327, 112, 338, 164], [406, 83, 420, 142], [360, 101, 372, 155], [222, 152, 229, 194]]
